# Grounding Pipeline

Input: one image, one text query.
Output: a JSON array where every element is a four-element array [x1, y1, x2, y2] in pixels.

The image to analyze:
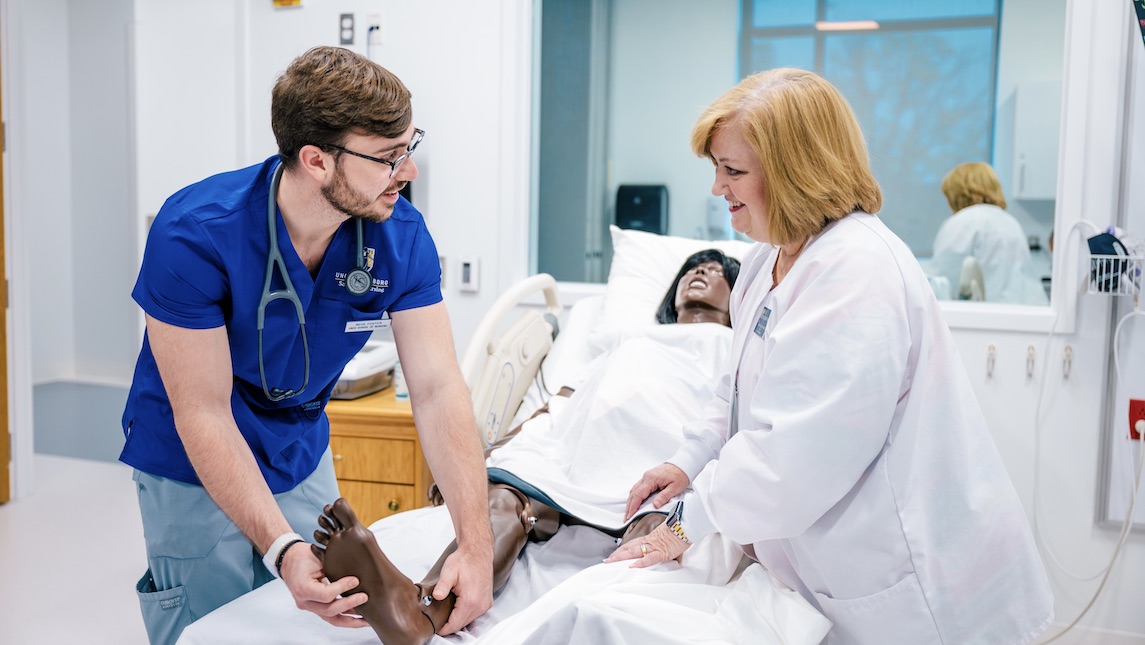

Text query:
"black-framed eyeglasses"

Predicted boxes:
[[327, 128, 424, 178]]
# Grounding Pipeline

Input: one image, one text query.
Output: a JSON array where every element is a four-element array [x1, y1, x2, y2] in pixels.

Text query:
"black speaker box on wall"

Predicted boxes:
[[615, 184, 668, 235]]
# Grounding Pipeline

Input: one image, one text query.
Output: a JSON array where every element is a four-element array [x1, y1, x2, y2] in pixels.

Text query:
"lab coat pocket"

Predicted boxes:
[[811, 572, 941, 645]]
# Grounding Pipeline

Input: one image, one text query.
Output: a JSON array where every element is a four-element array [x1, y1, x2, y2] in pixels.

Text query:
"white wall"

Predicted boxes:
[[12, 0, 76, 383], [608, 0, 738, 240], [993, 0, 1067, 260], [69, 0, 139, 383], [4, 0, 1145, 640]]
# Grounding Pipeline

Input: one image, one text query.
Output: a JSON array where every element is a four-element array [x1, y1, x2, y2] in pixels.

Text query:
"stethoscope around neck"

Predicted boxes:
[[257, 162, 372, 402]]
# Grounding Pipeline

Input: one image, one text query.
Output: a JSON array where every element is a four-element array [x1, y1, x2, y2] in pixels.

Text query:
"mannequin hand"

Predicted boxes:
[[604, 522, 690, 568], [624, 463, 689, 521]]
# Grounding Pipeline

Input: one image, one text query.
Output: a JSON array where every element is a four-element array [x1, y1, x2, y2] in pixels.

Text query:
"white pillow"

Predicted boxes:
[[601, 225, 754, 328]]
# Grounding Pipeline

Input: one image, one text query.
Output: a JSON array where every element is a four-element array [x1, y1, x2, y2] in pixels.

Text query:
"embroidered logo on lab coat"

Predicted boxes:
[[754, 307, 771, 337]]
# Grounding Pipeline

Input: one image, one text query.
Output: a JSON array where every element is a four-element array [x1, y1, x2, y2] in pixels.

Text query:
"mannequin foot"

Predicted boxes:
[[313, 498, 435, 645]]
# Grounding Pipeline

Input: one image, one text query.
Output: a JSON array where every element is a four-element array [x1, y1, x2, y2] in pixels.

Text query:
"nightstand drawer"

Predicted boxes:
[[337, 480, 418, 524], [330, 436, 415, 484]]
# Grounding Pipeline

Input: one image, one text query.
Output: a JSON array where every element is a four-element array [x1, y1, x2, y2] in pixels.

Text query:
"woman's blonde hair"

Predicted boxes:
[[940, 162, 1007, 213], [690, 68, 882, 246]]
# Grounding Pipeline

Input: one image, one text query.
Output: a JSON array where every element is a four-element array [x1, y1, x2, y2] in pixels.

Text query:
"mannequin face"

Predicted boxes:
[[674, 260, 732, 325]]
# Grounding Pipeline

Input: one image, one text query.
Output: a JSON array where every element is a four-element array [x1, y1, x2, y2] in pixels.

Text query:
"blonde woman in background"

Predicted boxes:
[[929, 161, 1049, 305]]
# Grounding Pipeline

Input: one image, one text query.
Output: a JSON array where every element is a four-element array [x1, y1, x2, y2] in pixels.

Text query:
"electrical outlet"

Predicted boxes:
[[339, 13, 355, 45], [1130, 398, 1145, 440]]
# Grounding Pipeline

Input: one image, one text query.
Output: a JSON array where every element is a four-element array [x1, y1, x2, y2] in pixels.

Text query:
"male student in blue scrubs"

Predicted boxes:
[[119, 46, 493, 645]]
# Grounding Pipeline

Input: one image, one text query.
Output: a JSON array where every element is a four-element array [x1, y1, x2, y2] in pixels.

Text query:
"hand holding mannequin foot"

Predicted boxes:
[[313, 499, 436, 645], [278, 543, 368, 628]]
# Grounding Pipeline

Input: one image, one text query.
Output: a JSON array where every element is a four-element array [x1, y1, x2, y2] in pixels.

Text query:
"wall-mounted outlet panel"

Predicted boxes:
[[339, 13, 354, 45], [1129, 398, 1145, 440], [459, 256, 480, 293]]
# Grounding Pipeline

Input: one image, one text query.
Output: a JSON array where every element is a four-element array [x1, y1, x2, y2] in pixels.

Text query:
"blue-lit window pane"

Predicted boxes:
[[752, 0, 815, 28], [826, 0, 996, 23], [749, 36, 816, 75], [823, 27, 995, 253]]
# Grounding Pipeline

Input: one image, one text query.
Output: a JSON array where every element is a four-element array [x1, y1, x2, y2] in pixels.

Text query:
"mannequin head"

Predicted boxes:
[[656, 249, 740, 326]]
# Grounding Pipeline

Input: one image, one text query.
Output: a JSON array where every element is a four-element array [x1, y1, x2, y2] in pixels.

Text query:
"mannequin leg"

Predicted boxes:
[[313, 486, 561, 643], [415, 483, 561, 632], [617, 512, 666, 546], [312, 498, 433, 645]]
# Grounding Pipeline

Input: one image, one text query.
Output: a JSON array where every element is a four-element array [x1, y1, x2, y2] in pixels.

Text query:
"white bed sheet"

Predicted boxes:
[[178, 504, 829, 645], [178, 294, 832, 645]]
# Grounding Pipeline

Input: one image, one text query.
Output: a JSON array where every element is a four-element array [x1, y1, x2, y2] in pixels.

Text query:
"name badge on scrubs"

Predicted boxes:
[[754, 307, 771, 337], [345, 312, 391, 333]]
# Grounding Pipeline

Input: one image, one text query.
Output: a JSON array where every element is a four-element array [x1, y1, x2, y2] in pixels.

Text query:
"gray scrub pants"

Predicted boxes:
[[132, 449, 339, 645]]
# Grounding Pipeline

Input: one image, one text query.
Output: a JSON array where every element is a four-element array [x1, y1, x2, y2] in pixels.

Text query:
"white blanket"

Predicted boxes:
[[487, 323, 732, 528], [178, 505, 829, 645]]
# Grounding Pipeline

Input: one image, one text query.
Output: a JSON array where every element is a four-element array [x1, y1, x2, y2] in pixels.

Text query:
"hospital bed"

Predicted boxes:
[[177, 227, 832, 645]]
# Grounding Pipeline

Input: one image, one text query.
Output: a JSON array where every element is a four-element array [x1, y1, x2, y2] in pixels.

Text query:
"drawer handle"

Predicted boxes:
[[333, 454, 343, 462], [388, 500, 400, 512]]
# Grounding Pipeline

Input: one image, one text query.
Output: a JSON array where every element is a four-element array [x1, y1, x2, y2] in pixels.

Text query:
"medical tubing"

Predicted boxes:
[[1038, 431, 1144, 643], [1030, 222, 1144, 641], [1031, 219, 1131, 582]]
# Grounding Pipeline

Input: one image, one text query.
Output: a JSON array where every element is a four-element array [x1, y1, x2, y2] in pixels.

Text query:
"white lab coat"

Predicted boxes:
[[671, 212, 1053, 644], [929, 203, 1049, 305]]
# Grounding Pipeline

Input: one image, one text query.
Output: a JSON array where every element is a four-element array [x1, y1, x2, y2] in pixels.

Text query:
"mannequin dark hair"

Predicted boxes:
[[655, 249, 741, 324]]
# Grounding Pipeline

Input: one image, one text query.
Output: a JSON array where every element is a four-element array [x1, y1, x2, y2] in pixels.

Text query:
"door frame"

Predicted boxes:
[[1, 0, 39, 501]]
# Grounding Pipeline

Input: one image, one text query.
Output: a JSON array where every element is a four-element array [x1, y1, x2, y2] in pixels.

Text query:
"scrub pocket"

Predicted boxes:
[[135, 569, 191, 645], [812, 572, 941, 644], [133, 470, 252, 645]]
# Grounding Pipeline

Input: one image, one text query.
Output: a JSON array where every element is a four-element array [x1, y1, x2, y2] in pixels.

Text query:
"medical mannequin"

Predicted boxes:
[[928, 162, 1048, 305], [120, 47, 492, 645], [613, 69, 1053, 644], [312, 250, 740, 645]]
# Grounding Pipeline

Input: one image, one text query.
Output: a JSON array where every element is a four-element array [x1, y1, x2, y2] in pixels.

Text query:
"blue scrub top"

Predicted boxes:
[[120, 156, 442, 493]]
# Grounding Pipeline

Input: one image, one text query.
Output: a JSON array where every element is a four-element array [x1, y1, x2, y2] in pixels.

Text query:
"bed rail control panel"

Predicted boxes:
[[461, 273, 562, 449]]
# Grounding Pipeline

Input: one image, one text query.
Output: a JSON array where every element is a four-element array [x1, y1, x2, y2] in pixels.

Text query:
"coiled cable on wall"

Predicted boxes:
[[1031, 219, 1145, 641]]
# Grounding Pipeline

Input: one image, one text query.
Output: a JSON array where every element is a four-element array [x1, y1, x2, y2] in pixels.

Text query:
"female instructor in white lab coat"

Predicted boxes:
[[607, 68, 1054, 644]]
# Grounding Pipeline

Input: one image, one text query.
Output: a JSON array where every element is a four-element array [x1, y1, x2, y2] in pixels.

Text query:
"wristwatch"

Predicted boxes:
[[666, 500, 691, 544]]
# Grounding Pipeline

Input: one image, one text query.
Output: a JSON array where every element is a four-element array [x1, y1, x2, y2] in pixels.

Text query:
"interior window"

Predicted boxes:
[[533, 0, 1058, 301], [743, 0, 1000, 257]]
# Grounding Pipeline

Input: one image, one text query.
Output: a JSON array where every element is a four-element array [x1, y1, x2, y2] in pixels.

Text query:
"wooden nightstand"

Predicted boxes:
[[326, 388, 433, 525]]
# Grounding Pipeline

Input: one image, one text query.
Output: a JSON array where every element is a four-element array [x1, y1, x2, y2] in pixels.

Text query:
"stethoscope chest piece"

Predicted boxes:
[[346, 267, 372, 295]]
